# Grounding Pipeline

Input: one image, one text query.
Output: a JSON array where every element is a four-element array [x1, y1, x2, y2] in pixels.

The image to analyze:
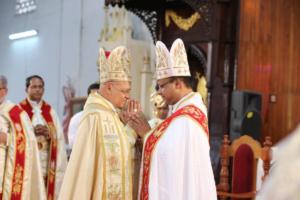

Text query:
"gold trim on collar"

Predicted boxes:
[[172, 92, 196, 112]]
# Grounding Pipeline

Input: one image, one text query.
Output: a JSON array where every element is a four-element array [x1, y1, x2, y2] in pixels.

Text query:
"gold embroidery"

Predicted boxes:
[[165, 10, 201, 31], [111, 114, 127, 199], [12, 164, 24, 195], [48, 123, 56, 139], [156, 39, 190, 80], [86, 99, 130, 199], [107, 184, 122, 200], [109, 154, 120, 172], [98, 47, 131, 83], [153, 123, 168, 137], [16, 133, 25, 153], [15, 123, 22, 132]]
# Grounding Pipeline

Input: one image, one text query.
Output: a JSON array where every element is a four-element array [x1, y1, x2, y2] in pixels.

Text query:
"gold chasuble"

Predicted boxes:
[[58, 93, 134, 200], [0, 101, 46, 200]]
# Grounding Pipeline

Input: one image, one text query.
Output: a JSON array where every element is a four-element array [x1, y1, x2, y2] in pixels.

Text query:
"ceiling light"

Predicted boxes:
[[9, 29, 38, 40]]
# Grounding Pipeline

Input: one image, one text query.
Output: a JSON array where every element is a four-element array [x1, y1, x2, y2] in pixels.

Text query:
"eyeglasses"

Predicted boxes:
[[111, 85, 131, 95], [157, 79, 174, 90], [29, 85, 44, 89]]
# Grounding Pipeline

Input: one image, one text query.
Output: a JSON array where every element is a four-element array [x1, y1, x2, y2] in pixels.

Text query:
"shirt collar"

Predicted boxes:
[[0, 98, 6, 106], [171, 92, 195, 113], [27, 97, 43, 108], [0, 99, 7, 109]]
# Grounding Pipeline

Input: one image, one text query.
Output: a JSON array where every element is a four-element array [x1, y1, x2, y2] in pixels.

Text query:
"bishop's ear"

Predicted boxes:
[[107, 82, 115, 94]]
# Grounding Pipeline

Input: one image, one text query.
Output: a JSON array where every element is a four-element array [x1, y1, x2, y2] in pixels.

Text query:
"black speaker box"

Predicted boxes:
[[230, 90, 262, 141]]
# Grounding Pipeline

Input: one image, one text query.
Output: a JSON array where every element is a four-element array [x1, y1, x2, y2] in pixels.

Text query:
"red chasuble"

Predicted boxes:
[[1, 105, 27, 200], [140, 105, 209, 200], [20, 99, 57, 200]]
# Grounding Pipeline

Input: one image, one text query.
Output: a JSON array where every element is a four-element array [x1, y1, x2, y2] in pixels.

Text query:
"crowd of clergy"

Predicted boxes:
[[0, 38, 299, 200]]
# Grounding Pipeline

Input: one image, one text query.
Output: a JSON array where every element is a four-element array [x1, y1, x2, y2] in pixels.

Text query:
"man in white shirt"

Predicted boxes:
[[67, 82, 99, 151]]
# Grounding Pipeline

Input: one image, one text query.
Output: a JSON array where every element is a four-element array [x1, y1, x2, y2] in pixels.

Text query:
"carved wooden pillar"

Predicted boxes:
[[217, 134, 230, 200], [140, 54, 152, 115], [261, 136, 272, 182]]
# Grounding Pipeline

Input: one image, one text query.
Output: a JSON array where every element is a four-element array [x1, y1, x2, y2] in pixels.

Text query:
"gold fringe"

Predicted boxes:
[[165, 10, 201, 31]]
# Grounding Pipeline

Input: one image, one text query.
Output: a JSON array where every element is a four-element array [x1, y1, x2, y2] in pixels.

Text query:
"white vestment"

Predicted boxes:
[[67, 111, 83, 150], [148, 118, 163, 129], [20, 98, 68, 199], [0, 100, 46, 200], [139, 92, 217, 200], [258, 125, 300, 200]]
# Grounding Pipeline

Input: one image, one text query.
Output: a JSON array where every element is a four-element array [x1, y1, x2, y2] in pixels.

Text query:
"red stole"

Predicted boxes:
[[20, 99, 57, 200], [140, 105, 209, 200], [2, 105, 27, 200]]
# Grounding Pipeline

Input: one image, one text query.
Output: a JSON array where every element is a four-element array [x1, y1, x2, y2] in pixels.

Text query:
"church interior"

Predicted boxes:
[[1, 0, 300, 199]]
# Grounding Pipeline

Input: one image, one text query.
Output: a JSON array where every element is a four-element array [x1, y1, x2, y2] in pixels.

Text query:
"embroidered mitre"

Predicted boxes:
[[155, 38, 191, 80], [98, 46, 131, 83], [150, 92, 166, 108]]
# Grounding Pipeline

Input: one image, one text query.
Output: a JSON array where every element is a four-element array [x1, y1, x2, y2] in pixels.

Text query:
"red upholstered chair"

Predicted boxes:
[[217, 135, 272, 200]]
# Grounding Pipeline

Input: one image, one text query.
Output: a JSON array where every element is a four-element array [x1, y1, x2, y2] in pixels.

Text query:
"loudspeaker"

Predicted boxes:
[[230, 90, 262, 141]]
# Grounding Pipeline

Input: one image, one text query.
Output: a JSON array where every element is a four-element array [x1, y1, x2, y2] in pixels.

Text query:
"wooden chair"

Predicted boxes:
[[217, 134, 272, 200], [70, 96, 87, 116]]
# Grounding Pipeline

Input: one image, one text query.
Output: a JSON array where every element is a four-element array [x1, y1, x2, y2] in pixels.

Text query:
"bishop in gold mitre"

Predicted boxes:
[[58, 46, 138, 200]]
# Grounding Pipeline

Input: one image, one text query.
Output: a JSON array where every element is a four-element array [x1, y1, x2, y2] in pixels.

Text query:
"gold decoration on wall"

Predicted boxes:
[[98, 5, 132, 43], [165, 10, 201, 31], [196, 72, 208, 105]]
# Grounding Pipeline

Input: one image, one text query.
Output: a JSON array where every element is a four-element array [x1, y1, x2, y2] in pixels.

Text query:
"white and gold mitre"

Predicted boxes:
[[98, 46, 131, 83], [150, 92, 166, 108], [155, 38, 191, 80]]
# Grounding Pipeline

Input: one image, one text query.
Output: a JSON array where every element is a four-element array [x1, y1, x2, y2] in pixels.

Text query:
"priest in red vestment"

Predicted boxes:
[[19, 75, 67, 200], [0, 75, 46, 200]]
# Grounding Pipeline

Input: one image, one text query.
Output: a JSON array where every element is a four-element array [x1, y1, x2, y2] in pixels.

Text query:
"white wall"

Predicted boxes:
[[0, 0, 101, 118], [0, 0, 153, 120], [58, 0, 104, 115]]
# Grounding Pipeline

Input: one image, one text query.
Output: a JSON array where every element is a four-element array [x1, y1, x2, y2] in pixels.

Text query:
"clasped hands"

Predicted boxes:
[[119, 100, 151, 138], [34, 124, 50, 140], [0, 131, 7, 145]]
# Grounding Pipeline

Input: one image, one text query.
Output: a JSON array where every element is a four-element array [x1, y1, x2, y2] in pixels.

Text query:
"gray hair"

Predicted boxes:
[[0, 75, 8, 88]]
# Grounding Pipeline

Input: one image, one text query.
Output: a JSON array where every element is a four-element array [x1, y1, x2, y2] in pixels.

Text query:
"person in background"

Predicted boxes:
[[67, 82, 100, 152], [257, 124, 300, 200], [19, 75, 67, 200], [148, 92, 168, 128], [0, 75, 46, 200]]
